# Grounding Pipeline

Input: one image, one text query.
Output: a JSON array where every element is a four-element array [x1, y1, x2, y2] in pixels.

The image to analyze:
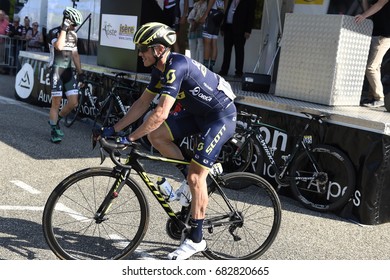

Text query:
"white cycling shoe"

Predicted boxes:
[[167, 239, 207, 260]]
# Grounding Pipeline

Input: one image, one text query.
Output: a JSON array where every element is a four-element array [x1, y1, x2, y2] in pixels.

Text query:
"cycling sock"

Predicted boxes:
[[189, 218, 204, 243], [203, 59, 209, 68], [49, 120, 57, 127], [176, 164, 188, 178], [209, 60, 215, 71]]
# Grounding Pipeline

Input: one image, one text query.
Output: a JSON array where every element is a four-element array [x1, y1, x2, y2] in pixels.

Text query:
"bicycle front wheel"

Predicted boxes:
[[290, 144, 356, 212], [42, 167, 149, 260], [203, 172, 281, 260]]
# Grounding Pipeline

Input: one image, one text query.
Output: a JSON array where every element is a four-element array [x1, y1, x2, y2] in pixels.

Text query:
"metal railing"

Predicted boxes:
[[0, 35, 27, 74]]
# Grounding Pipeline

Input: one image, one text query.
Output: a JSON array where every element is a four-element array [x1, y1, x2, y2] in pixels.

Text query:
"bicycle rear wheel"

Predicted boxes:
[[42, 167, 149, 260], [290, 144, 356, 212], [203, 172, 281, 260], [64, 90, 84, 127], [218, 136, 254, 173]]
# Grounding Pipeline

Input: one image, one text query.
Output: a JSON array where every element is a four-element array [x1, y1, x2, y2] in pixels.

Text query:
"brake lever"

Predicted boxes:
[[99, 147, 107, 165], [91, 128, 101, 150]]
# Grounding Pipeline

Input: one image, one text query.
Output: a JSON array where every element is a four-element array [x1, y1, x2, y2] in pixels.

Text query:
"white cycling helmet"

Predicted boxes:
[[63, 7, 83, 26]]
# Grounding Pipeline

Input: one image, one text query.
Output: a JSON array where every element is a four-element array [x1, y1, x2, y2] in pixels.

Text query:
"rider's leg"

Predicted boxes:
[[148, 124, 184, 159], [59, 92, 78, 118]]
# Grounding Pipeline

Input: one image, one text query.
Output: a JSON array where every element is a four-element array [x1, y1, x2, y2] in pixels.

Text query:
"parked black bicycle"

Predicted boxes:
[[42, 134, 282, 260], [64, 72, 141, 131], [224, 111, 356, 212]]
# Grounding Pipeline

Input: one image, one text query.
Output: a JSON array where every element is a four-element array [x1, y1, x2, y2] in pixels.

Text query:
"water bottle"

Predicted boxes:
[[175, 180, 192, 207], [157, 177, 177, 202]]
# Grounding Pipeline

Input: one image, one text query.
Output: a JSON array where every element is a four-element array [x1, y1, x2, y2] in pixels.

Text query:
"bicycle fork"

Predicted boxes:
[[94, 168, 130, 223]]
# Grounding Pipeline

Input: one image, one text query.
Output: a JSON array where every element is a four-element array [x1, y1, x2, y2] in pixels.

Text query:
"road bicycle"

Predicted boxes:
[[42, 135, 282, 260], [63, 78, 102, 127], [64, 72, 141, 131], [226, 111, 356, 212]]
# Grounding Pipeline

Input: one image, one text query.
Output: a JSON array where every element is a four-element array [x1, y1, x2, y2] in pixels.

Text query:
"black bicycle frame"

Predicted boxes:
[[248, 117, 322, 185], [95, 141, 242, 235]]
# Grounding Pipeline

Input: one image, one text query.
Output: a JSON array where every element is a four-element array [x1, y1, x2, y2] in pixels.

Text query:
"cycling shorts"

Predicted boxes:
[[203, 9, 223, 40], [50, 67, 78, 97], [165, 102, 237, 169]]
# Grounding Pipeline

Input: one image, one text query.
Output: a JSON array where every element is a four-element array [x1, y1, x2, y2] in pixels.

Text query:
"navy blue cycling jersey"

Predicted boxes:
[[147, 52, 235, 115]]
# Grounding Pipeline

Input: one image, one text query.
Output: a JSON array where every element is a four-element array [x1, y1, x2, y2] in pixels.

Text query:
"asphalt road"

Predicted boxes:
[[1, 73, 390, 262]]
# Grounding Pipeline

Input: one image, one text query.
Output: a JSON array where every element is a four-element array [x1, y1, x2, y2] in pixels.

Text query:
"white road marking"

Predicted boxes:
[[0, 206, 43, 211], [3, 177, 156, 259], [55, 203, 91, 222], [0, 95, 47, 116], [10, 180, 41, 194], [109, 234, 156, 259]]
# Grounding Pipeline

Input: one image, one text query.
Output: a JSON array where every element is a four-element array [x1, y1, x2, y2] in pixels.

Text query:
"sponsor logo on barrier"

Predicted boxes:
[[15, 63, 34, 99]]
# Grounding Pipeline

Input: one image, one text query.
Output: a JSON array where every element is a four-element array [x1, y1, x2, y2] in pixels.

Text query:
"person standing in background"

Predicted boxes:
[[218, 0, 256, 78], [200, 0, 226, 71], [163, 0, 180, 52], [187, 0, 207, 61], [23, 16, 32, 34], [26, 21, 43, 52], [175, 0, 193, 54], [0, 10, 8, 36], [355, 0, 390, 108], [0, 10, 9, 74], [6, 15, 25, 39]]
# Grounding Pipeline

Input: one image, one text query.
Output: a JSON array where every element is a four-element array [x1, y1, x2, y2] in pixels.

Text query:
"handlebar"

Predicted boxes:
[[91, 130, 141, 169], [301, 112, 329, 124]]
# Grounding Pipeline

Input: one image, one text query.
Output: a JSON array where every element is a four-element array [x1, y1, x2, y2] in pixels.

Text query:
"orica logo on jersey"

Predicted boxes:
[[190, 87, 212, 102]]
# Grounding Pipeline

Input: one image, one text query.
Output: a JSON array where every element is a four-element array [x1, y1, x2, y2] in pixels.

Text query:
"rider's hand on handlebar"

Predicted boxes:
[[115, 136, 131, 145], [100, 126, 115, 138], [77, 73, 86, 86]]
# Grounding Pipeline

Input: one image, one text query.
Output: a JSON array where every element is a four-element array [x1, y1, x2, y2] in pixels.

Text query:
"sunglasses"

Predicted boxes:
[[137, 45, 152, 53]]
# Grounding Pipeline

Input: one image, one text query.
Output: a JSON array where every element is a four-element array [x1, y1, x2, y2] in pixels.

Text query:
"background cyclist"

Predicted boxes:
[[100, 22, 237, 260], [47, 7, 84, 143]]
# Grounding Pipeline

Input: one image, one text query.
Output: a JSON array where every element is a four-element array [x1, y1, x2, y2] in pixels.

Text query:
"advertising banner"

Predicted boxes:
[[293, 0, 330, 14], [100, 14, 137, 50]]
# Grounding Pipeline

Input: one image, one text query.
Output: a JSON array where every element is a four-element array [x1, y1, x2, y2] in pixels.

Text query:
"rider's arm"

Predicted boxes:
[[128, 94, 176, 142], [200, 0, 216, 23], [71, 49, 83, 75], [53, 30, 67, 51], [113, 89, 156, 133], [355, 0, 389, 23]]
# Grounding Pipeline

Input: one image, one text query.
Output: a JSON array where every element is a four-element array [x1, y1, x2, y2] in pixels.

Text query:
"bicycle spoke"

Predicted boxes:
[[43, 168, 148, 260], [202, 172, 281, 260]]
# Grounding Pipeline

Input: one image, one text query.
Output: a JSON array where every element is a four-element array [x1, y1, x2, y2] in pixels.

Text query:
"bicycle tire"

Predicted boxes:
[[202, 172, 281, 260], [42, 167, 149, 260], [218, 135, 254, 173], [63, 90, 84, 127], [290, 144, 356, 212]]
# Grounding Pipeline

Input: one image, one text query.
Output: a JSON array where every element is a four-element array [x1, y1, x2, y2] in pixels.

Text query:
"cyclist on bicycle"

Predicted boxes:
[[47, 7, 84, 143], [101, 22, 237, 260]]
